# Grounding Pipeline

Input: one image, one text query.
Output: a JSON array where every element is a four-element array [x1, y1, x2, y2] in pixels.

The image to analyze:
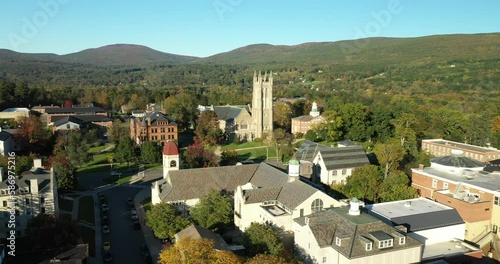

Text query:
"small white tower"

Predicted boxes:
[[288, 156, 300, 182], [309, 101, 320, 117], [348, 197, 361, 216], [162, 141, 180, 179]]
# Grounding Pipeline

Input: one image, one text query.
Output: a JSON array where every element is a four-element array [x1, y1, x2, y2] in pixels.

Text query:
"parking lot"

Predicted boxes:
[[99, 186, 149, 264]]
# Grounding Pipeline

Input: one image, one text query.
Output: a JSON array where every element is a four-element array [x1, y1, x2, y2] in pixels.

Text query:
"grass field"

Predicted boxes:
[[78, 196, 95, 224], [221, 141, 263, 150], [236, 147, 277, 160]]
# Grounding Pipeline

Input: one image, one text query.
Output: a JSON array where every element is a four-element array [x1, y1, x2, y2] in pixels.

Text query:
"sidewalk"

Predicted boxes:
[[134, 187, 162, 262]]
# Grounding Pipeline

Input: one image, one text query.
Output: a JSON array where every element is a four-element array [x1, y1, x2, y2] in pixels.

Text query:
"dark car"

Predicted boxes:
[[102, 215, 109, 226], [140, 243, 148, 255], [133, 220, 141, 230], [103, 252, 112, 263]]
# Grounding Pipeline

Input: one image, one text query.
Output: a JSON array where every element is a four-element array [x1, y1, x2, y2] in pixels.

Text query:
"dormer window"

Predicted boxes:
[[335, 237, 341, 246], [399, 237, 406, 245], [366, 242, 372, 251], [379, 239, 393, 249]]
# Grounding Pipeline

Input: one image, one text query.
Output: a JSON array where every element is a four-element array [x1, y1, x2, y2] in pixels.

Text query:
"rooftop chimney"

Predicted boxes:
[[30, 178, 39, 194], [33, 159, 42, 169], [348, 198, 361, 216], [418, 164, 424, 171]]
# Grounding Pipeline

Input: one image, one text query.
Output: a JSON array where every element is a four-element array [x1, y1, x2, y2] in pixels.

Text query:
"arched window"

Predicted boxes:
[[240, 120, 248, 130], [170, 160, 177, 168], [311, 199, 323, 213]]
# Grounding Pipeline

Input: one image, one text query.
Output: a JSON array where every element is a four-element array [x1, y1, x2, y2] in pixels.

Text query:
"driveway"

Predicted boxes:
[[99, 186, 147, 264]]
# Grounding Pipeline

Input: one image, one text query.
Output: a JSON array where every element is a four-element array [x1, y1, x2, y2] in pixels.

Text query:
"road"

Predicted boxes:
[[99, 186, 147, 264]]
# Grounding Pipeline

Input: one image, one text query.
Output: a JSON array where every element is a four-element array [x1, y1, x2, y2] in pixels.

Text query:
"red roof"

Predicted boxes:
[[163, 141, 179, 155]]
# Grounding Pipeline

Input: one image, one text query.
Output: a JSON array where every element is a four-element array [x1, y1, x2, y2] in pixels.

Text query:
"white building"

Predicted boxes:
[[234, 158, 346, 232], [296, 140, 370, 185], [0, 159, 59, 239], [0, 128, 15, 156], [365, 198, 484, 261], [293, 199, 423, 264]]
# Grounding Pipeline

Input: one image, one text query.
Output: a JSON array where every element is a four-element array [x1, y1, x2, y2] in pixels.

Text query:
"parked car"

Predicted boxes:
[[102, 225, 110, 234], [102, 215, 109, 226], [110, 171, 122, 177], [103, 252, 112, 263], [127, 197, 135, 209], [103, 241, 111, 253], [130, 209, 138, 220], [133, 220, 141, 230], [101, 203, 109, 212], [140, 244, 148, 255]]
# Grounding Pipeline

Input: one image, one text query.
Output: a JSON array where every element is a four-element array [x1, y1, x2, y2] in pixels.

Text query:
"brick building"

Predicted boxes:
[[130, 110, 177, 145], [422, 139, 500, 162]]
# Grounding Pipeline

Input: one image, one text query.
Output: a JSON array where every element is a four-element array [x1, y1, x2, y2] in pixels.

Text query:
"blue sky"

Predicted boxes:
[[1, 0, 499, 57]]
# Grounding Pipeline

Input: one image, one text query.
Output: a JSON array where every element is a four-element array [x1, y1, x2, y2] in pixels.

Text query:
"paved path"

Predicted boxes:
[[135, 187, 162, 263]]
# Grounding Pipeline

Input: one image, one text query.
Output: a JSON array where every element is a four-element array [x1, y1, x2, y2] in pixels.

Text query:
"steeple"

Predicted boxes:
[[310, 101, 320, 117]]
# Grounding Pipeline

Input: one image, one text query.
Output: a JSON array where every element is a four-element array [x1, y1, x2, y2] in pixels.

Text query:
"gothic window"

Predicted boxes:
[[240, 120, 248, 130], [311, 199, 323, 213], [170, 160, 177, 168]]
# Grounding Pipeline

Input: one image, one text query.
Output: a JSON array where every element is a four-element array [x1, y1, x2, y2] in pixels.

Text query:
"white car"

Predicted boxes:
[[101, 203, 109, 212], [130, 209, 138, 220], [102, 225, 110, 234]]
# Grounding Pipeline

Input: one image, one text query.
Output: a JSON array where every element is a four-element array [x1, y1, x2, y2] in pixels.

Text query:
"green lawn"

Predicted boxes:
[[58, 197, 74, 211], [79, 226, 96, 257], [221, 141, 263, 150], [89, 144, 108, 154], [116, 176, 133, 184], [78, 196, 95, 224], [236, 147, 277, 161]]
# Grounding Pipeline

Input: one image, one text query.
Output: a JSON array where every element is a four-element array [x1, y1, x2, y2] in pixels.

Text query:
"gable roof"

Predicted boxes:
[[296, 140, 333, 161], [212, 106, 249, 122], [52, 116, 86, 127], [175, 225, 228, 250], [295, 207, 422, 259], [139, 111, 176, 126], [317, 146, 369, 170]]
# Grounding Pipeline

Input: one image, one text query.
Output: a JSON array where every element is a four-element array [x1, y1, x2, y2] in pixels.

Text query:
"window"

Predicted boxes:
[[300, 209, 304, 217], [40, 197, 45, 203], [25, 198, 30, 205], [170, 160, 177, 168], [342, 169, 347, 175], [240, 120, 248, 130], [432, 179, 438, 188], [41, 207, 46, 213], [311, 199, 323, 213], [443, 182, 449, 190], [494, 196, 499, 206], [335, 237, 341, 246], [2, 201, 6, 207], [399, 237, 405, 245], [322, 257, 327, 263], [365, 243, 372, 251], [26, 208, 32, 215], [332, 170, 337, 176], [378, 239, 393, 249]]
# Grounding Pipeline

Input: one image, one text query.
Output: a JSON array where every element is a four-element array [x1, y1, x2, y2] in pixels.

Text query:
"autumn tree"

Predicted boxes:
[[379, 171, 418, 202], [195, 110, 222, 146], [273, 101, 293, 130], [141, 141, 162, 164], [164, 93, 198, 131], [146, 203, 191, 240], [190, 190, 232, 230], [108, 119, 129, 144], [242, 223, 284, 257], [15, 115, 51, 152], [50, 154, 78, 190], [115, 137, 137, 167], [183, 141, 218, 168], [391, 113, 418, 155], [374, 140, 406, 178], [220, 150, 239, 166], [245, 254, 287, 264], [159, 237, 242, 264], [313, 110, 343, 142], [340, 164, 384, 203]]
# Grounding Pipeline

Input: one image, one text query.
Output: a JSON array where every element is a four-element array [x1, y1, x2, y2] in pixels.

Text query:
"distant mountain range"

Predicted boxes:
[[1, 33, 499, 67]]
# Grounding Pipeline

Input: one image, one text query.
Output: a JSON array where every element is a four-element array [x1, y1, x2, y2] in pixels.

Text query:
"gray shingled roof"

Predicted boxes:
[[212, 106, 248, 122], [0, 130, 12, 141], [318, 146, 369, 170], [52, 116, 85, 127], [175, 225, 228, 251], [431, 155, 486, 168], [141, 111, 176, 126], [296, 207, 422, 259], [75, 115, 113, 123], [45, 107, 107, 114]]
